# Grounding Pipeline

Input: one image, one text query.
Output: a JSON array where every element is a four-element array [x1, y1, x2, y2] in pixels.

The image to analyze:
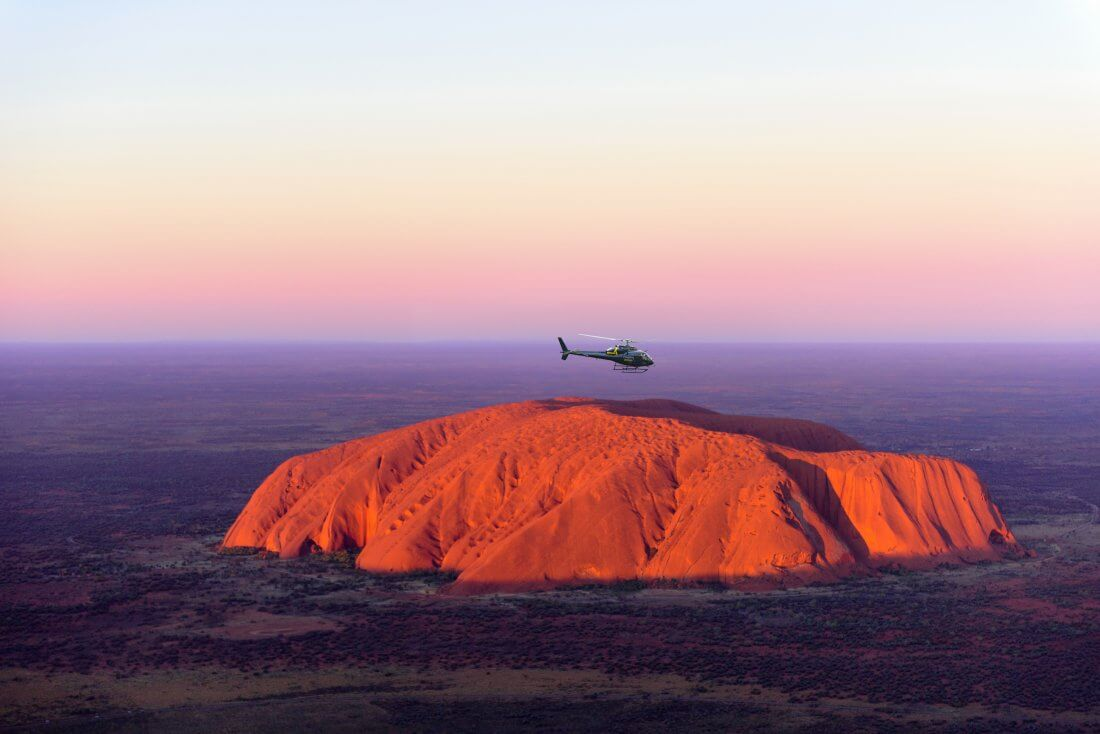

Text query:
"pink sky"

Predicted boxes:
[[3, 2, 1099, 341]]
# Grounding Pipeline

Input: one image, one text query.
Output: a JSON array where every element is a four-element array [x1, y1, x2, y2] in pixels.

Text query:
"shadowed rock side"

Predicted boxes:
[[223, 398, 1020, 593]]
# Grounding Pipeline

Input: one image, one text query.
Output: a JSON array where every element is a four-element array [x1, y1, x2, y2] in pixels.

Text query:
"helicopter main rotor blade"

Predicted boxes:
[[578, 333, 622, 341]]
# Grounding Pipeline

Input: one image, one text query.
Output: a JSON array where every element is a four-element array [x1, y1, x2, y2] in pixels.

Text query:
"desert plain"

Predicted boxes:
[[1, 343, 1097, 732]]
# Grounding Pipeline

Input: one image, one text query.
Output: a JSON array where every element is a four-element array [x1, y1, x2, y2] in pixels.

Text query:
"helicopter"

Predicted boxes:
[[557, 334, 654, 372]]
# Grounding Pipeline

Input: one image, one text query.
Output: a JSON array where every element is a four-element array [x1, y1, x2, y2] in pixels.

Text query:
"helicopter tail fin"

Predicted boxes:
[[557, 337, 569, 359]]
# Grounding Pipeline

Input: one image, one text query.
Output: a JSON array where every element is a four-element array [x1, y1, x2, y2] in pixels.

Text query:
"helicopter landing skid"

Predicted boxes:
[[613, 365, 649, 373]]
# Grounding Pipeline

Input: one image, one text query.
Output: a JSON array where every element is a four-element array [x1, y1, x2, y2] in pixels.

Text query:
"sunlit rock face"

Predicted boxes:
[[223, 398, 1019, 593]]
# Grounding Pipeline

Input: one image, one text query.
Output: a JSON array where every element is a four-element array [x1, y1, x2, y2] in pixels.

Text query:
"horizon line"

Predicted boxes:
[[2, 338, 1099, 347]]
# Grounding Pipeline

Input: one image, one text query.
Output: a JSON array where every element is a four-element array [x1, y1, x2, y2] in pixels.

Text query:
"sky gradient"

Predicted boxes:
[[2, 1, 1099, 341]]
